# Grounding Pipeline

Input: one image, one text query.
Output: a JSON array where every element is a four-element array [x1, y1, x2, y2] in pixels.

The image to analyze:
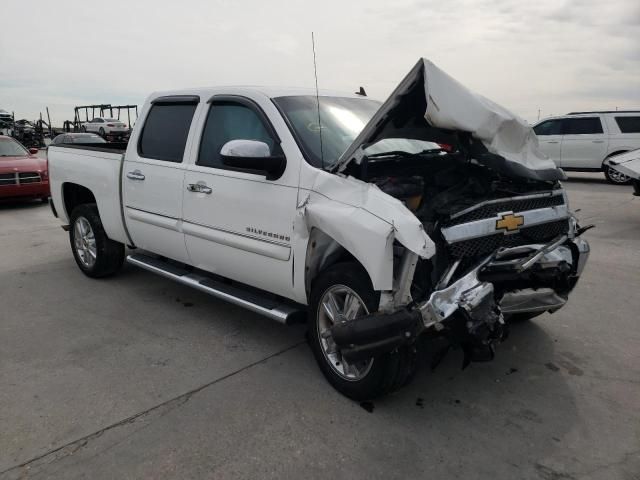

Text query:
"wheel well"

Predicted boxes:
[[305, 228, 364, 297], [62, 183, 96, 218]]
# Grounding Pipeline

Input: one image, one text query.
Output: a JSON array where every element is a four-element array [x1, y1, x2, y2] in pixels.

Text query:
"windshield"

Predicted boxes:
[[0, 138, 29, 157], [273, 96, 445, 169], [364, 138, 443, 156], [274, 95, 381, 168]]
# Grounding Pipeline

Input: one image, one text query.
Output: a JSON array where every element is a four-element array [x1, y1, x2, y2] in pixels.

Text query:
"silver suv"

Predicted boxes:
[[533, 111, 640, 184]]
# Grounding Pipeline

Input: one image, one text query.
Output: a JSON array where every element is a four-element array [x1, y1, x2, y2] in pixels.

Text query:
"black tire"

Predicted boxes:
[[603, 163, 632, 185], [99, 127, 105, 137], [69, 203, 124, 278], [308, 262, 417, 401]]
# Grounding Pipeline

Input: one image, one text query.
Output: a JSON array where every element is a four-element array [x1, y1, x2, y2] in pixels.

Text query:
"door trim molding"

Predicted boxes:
[[183, 220, 291, 261], [125, 207, 181, 232]]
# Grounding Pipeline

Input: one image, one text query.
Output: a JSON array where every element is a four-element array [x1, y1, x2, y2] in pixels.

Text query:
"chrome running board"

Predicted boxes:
[[126, 253, 305, 324]]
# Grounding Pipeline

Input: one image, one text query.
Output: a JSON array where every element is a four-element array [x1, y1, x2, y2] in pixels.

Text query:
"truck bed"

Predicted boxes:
[[48, 143, 129, 245], [51, 142, 128, 154]]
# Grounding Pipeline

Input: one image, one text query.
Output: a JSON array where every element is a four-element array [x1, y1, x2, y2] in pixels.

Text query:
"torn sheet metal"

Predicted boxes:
[[605, 149, 640, 180], [418, 259, 493, 326], [301, 170, 436, 291], [337, 58, 562, 181]]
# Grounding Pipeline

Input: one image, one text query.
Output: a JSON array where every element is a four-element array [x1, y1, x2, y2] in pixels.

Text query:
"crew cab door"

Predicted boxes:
[[122, 96, 200, 263], [533, 119, 563, 166], [560, 116, 608, 169], [182, 96, 297, 298]]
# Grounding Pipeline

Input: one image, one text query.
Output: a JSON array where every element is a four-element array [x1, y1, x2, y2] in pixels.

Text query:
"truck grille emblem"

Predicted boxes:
[[495, 212, 524, 233]]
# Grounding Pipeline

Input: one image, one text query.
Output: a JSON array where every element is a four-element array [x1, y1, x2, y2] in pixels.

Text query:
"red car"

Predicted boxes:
[[0, 135, 49, 202]]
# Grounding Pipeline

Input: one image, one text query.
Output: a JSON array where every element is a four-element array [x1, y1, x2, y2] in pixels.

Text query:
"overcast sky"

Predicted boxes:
[[1, 0, 638, 125]]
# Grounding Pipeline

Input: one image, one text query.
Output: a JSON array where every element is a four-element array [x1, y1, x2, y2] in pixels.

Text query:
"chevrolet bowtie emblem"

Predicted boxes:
[[496, 212, 524, 232]]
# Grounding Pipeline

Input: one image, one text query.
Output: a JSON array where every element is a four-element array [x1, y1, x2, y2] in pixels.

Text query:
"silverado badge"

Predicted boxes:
[[496, 212, 524, 233]]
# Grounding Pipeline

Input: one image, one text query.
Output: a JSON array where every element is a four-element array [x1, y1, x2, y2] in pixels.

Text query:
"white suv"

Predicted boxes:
[[533, 111, 640, 184]]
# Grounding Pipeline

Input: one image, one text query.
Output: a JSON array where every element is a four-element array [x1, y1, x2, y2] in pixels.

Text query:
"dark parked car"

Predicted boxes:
[[50, 133, 107, 146]]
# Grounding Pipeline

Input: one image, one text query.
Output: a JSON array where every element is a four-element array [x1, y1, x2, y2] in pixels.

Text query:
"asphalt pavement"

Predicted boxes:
[[1, 172, 639, 479]]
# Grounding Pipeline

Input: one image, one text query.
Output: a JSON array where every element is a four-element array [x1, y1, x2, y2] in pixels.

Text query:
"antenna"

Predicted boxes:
[[311, 32, 325, 168]]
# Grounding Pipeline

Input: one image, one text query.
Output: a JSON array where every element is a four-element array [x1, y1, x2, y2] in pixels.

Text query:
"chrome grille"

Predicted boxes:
[[18, 172, 42, 184], [443, 192, 565, 227], [449, 219, 570, 258], [0, 172, 42, 186], [0, 173, 16, 186]]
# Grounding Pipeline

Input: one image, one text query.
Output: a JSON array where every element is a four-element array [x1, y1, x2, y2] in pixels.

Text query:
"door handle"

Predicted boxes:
[[187, 183, 212, 194], [546, 141, 559, 144], [592, 140, 605, 143], [126, 170, 145, 181]]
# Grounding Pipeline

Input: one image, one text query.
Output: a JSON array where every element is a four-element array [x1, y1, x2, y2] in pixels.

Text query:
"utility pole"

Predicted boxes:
[[537, 109, 541, 121]]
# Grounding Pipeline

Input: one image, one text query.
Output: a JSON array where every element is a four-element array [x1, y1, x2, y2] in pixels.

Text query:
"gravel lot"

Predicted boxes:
[[1, 173, 639, 479]]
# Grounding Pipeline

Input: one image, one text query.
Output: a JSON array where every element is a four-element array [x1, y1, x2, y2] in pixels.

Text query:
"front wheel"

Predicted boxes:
[[308, 262, 417, 400], [99, 127, 105, 137], [604, 164, 632, 185], [69, 204, 124, 278]]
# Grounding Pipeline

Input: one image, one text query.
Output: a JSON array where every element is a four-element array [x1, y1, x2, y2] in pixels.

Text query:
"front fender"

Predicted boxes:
[[297, 171, 436, 292]]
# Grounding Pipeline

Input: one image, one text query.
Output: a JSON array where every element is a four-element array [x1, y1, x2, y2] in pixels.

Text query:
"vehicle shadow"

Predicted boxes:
[[562, 173, 607, 184], [91, 262, 581, 477], [0, 199, 47, 210], [368, 318, 579, 476]]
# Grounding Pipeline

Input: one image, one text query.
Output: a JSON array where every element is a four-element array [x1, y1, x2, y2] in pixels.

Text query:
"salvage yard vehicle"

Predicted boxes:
[[0, 135, 49, 202], [533, 111, 640, 184], [48, 59, 590, 399], [49, 133, 106, 146], [604, 149, 640, 196], [82, 117, 129, 139]]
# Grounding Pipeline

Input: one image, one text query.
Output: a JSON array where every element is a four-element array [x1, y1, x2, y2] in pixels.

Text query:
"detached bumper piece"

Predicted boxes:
[[330, 310, 423, 363]]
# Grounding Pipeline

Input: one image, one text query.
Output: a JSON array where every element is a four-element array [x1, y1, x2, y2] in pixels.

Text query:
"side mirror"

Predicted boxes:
[[220, 140, 286, 180], [29, 148, 39, 155]]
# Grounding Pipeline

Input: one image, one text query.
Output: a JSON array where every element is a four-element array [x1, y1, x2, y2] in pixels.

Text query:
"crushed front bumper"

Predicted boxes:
[[331, 235, 589, 363]]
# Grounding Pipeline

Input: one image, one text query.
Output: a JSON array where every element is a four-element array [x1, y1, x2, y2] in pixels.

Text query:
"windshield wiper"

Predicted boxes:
[[365, 148, 444, 159]]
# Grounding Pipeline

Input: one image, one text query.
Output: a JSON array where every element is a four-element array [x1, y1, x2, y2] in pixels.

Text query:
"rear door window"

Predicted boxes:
[[534, 120, 563, 136], [615, 116, 640, 133], [139, 103, 197, 162], [562, 117, 603, 135]]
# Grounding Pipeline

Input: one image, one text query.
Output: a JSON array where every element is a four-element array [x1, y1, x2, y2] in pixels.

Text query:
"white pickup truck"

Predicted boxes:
[[49, 59, 590, 400]]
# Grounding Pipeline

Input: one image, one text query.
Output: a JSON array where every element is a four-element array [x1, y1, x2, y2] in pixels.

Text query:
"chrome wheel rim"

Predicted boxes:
[[317, 285, 373, 381], [74, 216, 97, 268], [608, 167, 630, 184]]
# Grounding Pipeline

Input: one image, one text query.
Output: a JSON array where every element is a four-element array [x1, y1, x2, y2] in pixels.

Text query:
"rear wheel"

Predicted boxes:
[[308, 262, 417, 400], [604, 163, 632, 185], [99, 127, 105, 138], [69, 204, 124, 278]]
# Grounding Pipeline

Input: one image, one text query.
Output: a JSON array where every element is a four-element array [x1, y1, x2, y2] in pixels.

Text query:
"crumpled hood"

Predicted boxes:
[[336, 58, 563, 181]]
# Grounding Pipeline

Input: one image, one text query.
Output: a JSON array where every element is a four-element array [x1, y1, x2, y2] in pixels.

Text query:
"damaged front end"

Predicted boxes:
[[328, 193, 590, 368], [310, 58, 590, 371]]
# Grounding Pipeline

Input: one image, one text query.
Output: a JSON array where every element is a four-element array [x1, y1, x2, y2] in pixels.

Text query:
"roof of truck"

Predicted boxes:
[[147, 86, 372, 102]]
